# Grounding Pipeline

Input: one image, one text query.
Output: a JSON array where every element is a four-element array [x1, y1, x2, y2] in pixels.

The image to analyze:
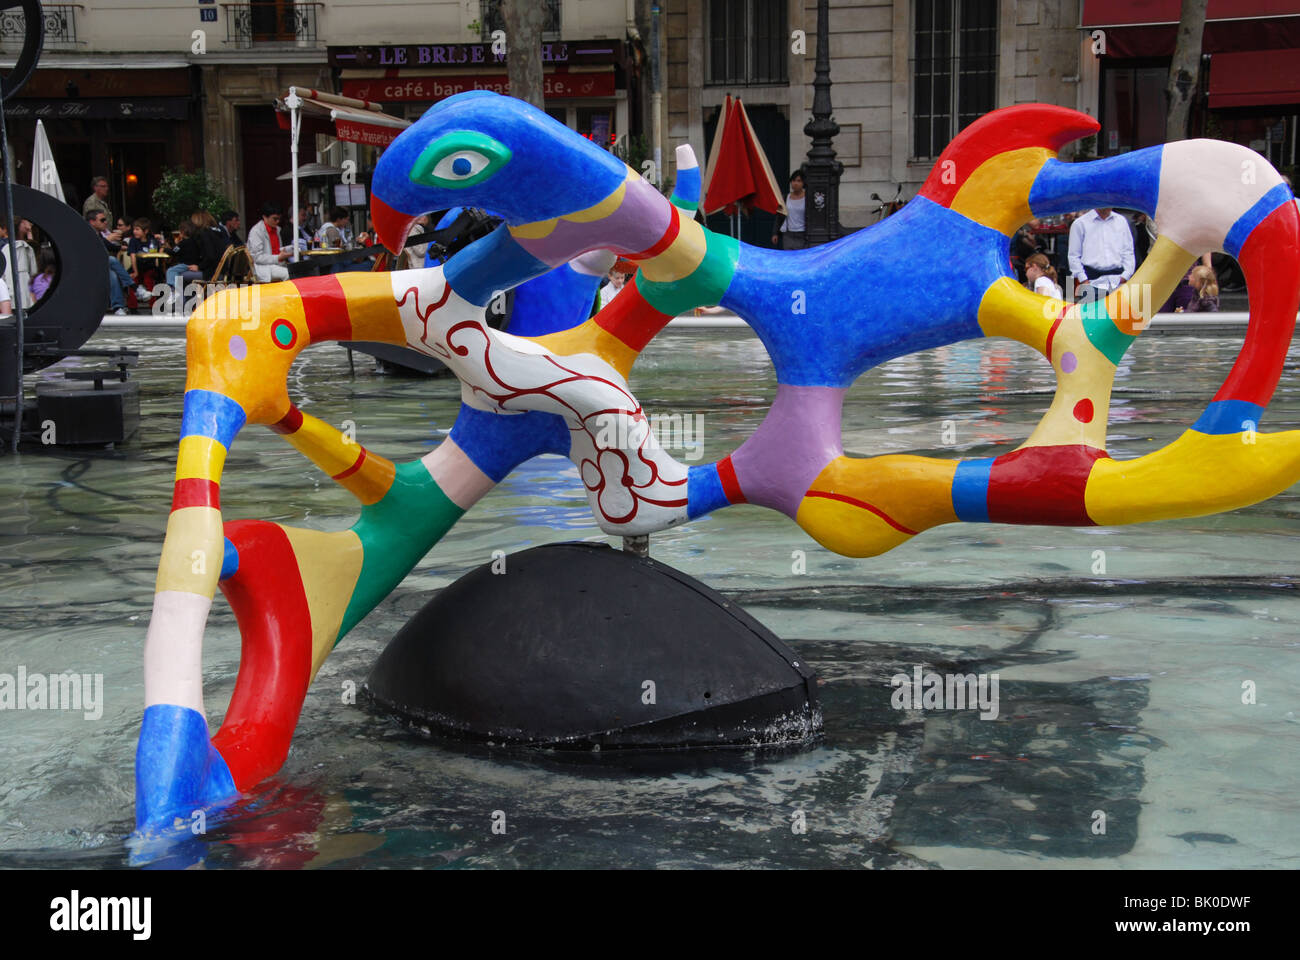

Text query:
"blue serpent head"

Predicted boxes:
[[372, 90, 628, 252]]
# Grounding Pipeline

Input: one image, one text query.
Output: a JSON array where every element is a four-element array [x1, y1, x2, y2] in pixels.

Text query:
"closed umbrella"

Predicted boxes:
[[30, 120, 65, 202], [702, 95, 785, 238]]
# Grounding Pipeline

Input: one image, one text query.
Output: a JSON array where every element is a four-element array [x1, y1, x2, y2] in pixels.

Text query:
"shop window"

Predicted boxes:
[[707, 0, 788, 86], [480, 0, 561, 41], [577, 108, 615, 148], [912, 0, 997, 161], [1100, 63, 1168, 155], [1208, 110, 1298, 174]]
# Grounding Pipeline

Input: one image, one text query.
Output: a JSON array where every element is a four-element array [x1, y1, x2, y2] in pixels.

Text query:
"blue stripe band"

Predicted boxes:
[[687, 464, 729, 519], [1223, 182, 1294, 259], [952, 457, 995, 523], [220, 537, 239, 581], [1028, 149, 1163, 219], [1192, 399, 1265, 435], [444, 222, 551, 306], [673, 167, 701, 207], [135, 703, 237, 835], [449, 403, 571, 482], [180, 389, 246, 449]]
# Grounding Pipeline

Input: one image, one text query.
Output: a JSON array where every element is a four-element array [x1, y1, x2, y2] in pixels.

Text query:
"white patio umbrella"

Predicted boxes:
[[30, 120, 65, 202]]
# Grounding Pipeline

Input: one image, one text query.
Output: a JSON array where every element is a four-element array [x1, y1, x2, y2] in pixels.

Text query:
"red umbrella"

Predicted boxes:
[[702, 95, 786, 223]]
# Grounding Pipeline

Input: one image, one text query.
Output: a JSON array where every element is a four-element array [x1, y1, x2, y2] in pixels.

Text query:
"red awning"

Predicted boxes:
[[1081, 1, 1300, 57], [1083, 0, 1300, 27], [274, 88, 409, 147], [1210, 48, 1300, 107]]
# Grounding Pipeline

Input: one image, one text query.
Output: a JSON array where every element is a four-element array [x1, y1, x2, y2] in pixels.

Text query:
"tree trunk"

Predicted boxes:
[[503, 0, 546, 109], [1165, 0, 1208, 142]]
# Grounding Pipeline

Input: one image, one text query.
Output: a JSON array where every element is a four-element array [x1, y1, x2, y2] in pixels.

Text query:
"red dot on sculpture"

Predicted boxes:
[[1073, 398, 1094, 423]]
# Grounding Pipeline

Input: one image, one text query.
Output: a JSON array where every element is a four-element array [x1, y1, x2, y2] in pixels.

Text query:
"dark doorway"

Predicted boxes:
[[53, 138, 93, 213], [702, 102, 789, 248], [110, 142, 167, 223], [1100, 59, 1170, 155], [239, 106, 293, 225]]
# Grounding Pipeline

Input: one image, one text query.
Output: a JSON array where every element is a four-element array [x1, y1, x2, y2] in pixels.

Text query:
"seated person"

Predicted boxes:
[[1183, 265, 1219, 313], [246, 202, 292, 282], [218, 210, 242, 245], [30, 250, 55, 305], [127, 218, 166, 298], [87, 210, 133, 315], [314, 206, 354, 249], [160, 221, 204, 301]]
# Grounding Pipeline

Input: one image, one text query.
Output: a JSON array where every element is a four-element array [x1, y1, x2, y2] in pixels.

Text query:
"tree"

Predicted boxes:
[[1166, 0, 1209, 142], [151, 168, 234, 229], [502, 0, 546, 108]]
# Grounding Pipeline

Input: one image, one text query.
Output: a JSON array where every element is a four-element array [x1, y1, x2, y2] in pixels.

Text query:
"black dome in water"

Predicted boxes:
[[364, 542, 821, 750]]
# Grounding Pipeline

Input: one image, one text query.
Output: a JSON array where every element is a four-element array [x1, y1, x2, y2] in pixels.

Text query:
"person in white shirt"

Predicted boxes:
[[1067, 207, 1135, 299], [0, 220, 35, 310], [1025, 253, 1063, 300], [0, 276, 11, 318], [599, 268, 626, 310], [314, 206, 354, 250], [772, 171, 806, 250], [246, 202, 292, 283]]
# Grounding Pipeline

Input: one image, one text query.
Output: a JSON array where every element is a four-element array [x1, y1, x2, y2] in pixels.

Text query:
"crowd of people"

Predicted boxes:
[[0, 169, 1243, 321], [64, 174, 383, 316], [1013, 206, 1223, 313]]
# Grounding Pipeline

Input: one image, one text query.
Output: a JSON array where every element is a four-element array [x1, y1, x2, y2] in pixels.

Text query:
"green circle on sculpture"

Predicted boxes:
[[272, 320, 296, 348]]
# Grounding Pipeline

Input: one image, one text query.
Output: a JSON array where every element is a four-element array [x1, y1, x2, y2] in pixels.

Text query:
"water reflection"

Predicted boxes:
[[0, 329, 1297, 868]]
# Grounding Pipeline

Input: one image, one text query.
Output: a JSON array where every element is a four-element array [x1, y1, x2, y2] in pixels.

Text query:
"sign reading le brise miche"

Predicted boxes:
[[328, 41, 622, 69]]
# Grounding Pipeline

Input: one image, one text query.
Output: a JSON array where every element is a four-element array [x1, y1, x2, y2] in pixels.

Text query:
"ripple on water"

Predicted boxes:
[[0, 331, 1297, 868]]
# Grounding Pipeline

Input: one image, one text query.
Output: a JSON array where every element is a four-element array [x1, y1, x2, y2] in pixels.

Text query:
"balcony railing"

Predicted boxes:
[[0, 3, 79, 49], [223, 2, 320, 49]]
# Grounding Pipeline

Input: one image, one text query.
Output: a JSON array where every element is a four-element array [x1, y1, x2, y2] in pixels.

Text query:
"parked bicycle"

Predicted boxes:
[[870, 184, 906, 222]]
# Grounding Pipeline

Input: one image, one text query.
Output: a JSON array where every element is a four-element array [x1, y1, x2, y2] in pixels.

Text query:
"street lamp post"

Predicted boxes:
[[802, 0, 843, 246]]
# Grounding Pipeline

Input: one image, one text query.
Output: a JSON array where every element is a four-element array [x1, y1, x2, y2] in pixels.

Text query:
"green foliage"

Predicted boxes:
[[151, 167, 233, 229], [613, 133, 650, 172], [1074, 133, 1099, 160]]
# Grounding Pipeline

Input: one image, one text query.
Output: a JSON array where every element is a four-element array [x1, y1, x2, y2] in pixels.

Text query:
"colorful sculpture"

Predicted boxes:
[[135, 92, 1300, 837]]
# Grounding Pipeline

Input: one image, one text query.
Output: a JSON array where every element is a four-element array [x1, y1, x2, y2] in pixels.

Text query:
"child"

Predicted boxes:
[[30, 250, 55, 304], [599, 267, 626, 310], [1185, 264, 1219, 312], [1025, 252, 1062, 299]]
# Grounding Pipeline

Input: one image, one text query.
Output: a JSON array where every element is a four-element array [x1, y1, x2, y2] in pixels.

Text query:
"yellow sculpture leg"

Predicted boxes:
[[1086, 429, 1300, 525], [278, 526, 366, 679], [796, 455, 959, 558]]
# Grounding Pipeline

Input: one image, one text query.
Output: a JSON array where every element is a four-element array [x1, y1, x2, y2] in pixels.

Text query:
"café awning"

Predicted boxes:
[[1083, 0, 1299, 26], [1079, 0, 1300, 57], [274, 87, 409, 147], [1209, 48, 1300, 107], [273, 87, 411, 264]]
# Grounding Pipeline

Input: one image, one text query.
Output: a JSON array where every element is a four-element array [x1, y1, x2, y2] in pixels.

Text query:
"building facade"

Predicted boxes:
[[662, 0, 1299, 241], [2, 1, 1295, 236], [663, 0, 1093, 240], [1, 0, 649, 227]]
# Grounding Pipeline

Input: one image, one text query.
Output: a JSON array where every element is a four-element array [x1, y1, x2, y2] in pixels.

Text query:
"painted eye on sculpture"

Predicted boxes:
[[433, 150, 489, 181], [410, 132, 512, 189]]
